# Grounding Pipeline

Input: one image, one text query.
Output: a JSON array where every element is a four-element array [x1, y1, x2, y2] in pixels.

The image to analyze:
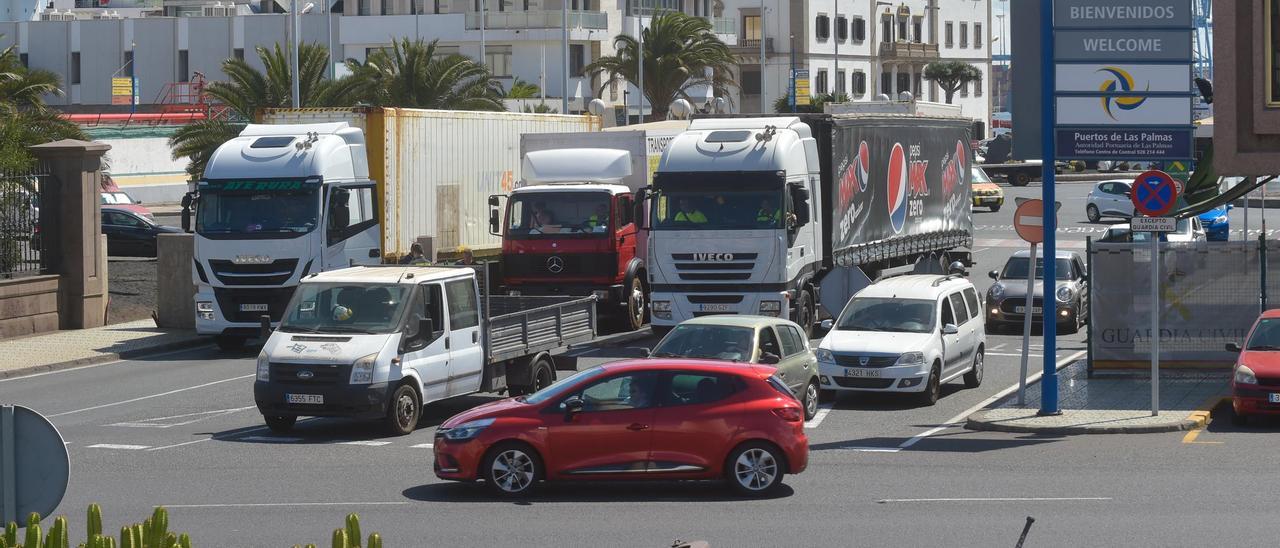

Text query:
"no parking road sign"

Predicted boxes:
[[1131, 170, 1179, 217]]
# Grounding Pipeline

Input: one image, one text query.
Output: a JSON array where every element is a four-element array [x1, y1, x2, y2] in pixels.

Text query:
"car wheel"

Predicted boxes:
[[214, 335, 246, 352], [263, 414, 296, 433], [384, 383, 420, 436], [726, 442, 784, 496], [802, 379, 820, 421], [963, 347, 984, 389], [1012, 172, 1032, 187], [1086, 204, 1101, 223], [918, 363, 941, 406], [990, 204, 1001, 212], [483, 443, 543, 496]]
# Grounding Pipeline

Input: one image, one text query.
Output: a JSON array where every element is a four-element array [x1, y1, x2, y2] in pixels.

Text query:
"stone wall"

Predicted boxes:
[[0, 275, 59, 338]]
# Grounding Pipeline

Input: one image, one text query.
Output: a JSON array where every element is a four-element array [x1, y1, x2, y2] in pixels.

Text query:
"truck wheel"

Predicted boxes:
[[795, 290, 815, 338], [618, 276, 647, 332], [1012, 172, 1032, 187], [263, 414, 296, 433], [511, 356, 555, 396], [214, 335, 246, 352], [385, 383, 420, 436]]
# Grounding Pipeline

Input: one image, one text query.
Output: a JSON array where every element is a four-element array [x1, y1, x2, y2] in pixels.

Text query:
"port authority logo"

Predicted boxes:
[[693, 253, 735, 262], [1097, 66, 1148, 120], [546, 256, 565, 273]]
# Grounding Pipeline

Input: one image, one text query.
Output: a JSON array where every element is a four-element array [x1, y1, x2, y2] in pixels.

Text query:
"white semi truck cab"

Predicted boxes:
[[186, 122, 382, 350], [647, 118, 824, 336]]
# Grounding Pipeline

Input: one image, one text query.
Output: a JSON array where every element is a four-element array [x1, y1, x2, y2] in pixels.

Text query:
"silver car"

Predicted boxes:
[[985, 250, 1089, 335], [1086, 180, 1135, 222]]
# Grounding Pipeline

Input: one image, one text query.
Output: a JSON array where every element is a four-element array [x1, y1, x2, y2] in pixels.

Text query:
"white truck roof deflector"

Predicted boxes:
[[522, 148, 633, 185]]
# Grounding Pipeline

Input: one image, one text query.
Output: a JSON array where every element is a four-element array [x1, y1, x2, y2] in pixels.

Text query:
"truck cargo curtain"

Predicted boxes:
[[829, 119, 973, 263]]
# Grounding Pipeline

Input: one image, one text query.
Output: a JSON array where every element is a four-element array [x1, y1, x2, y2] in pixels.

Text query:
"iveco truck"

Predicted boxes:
[[185, 122, 382, 350], [644, 114, 974, 336]]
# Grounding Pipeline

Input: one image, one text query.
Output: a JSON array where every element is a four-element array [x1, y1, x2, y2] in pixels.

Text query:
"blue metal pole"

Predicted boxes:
[[1039, 0, 1060, 416]]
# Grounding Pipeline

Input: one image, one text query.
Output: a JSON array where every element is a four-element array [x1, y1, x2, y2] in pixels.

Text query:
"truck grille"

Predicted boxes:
[[502, 253, 617, 279], [269, 362, 348, 386], [208, 259, 299, 286], [832, 354, 899, 368], [671, 253, 757, 281], [213, 287, 296, 323]]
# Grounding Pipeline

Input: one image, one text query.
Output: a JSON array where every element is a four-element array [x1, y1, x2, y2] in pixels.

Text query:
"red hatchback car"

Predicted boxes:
[[433, 359, 808, 496], [1229, 309, 1280, 425]]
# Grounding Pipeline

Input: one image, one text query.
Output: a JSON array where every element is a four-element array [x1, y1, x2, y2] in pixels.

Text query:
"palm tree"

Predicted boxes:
[[341, 38, 506, 111], [923, 61, 982, 104], [169, 42, 349, 179], [773, 93, 849, 114], [584, 11, 736, 121], [0, 38, 86, 173], [506, 78, 541, 99]]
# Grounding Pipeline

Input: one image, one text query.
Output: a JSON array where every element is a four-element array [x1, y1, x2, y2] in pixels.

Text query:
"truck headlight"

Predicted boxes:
[[652, 300, 672, 320], [442, 418, 495, 441], [1055, 285, 1074, 303], [894, 352, 925, 368], [989, 283, 1004, 301], [197, 301, 214, 321], [759, 300, 782, 316], [350, 353, 378, 384], [1235, 365, 1257, 385], [815, 348, 836, 364], [256, 351, 270, 382]]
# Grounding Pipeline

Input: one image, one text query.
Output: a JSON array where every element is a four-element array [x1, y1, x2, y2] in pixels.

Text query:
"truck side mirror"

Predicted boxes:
[[180, 192, 195, 233], [259, 314, 272, 340], [488, 195, 500, 207], [635, 187, 650, 230], [1226, 342, 1242, 353], [488, 209, 500, 236]]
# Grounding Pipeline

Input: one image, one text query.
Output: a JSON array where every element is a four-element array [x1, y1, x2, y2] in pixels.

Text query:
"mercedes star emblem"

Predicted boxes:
[[546, 256, 565, 274]]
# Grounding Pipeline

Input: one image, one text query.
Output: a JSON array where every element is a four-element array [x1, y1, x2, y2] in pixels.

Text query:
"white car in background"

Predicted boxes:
[[1086, 180, 1135, 222], [815, 273, 986, 406]]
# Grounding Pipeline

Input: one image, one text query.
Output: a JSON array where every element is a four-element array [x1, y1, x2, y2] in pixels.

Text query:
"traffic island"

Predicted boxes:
[[965, 361, 1228, 434]]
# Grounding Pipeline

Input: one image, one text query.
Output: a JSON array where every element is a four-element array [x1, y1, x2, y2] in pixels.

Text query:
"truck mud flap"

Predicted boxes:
[[553, 355, 579, 371]]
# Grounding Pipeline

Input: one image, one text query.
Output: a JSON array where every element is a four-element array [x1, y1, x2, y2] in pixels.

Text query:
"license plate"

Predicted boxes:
[[699, 304, 732, 312], [1270, 394, 1280, 404], [240, 303, 269, 312], [286, 394, 324, 405], [1014, 306, 1043, 314], [844, 368, 881, 378]]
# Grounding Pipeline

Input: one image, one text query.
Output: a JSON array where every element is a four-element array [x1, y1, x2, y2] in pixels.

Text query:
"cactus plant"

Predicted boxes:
[[146, 508, 169, 548], [6, 521, 17, 546], [87, 505, 103, 539], [330, 529, 348, 548], [131, 523, 145, 548], [24, 514, 42, 548], [366, 533, 382, 548], [175, 534, 189, 548], [120, 526, 136, 548], [344, 514, 361, 548]]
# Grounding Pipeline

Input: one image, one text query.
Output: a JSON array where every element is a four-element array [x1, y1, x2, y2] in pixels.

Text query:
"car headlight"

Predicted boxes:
[[1234, 364, 1257, 385], [442, 418, 495, 441], [895, 351, 925, 368], [1213, 215, 1229, 225], [256, 351, 270, 382], [989, 283, 1004, 301], [349, 352, 378, 384], [815, 348, 836, 364], [1055, 285, 1074, 303]]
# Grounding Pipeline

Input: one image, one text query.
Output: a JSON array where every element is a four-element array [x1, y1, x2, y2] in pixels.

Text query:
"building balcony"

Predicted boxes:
[[465, 10, 607, 30], [732, 37, 773, 53], [879, 41, 939, 61]]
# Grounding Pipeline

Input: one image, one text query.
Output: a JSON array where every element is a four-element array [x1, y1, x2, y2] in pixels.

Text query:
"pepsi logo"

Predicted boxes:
[[887, 143, 908, 234], [941, 140, 967, 196], [837, 140, 871, 209], [856, 141, 870, 192]]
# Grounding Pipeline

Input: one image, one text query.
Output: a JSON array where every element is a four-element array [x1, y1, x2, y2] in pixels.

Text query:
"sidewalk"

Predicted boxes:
[[0, 320, 206, 379], [966, 361, 1230, 434]]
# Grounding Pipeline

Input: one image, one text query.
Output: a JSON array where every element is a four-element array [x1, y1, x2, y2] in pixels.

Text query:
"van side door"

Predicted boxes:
[[939, 296, 964, 377], [323, 184, 380, 270], [401, 283, 450, 404], [947, 291, 976, 376], [444, 277, 484, 396]]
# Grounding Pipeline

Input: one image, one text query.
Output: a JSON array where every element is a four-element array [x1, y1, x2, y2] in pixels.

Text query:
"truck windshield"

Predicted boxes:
[[651, 172, 785, 230], [836, 298, 936, 334], [507, 192, 611, 238], [196, 180, 320, 238], [279, 283, 410, 334]]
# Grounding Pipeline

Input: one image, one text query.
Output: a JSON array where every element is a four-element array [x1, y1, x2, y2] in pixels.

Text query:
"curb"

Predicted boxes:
[[0, 337, 210, 380], [964, 410, 1200, 435]]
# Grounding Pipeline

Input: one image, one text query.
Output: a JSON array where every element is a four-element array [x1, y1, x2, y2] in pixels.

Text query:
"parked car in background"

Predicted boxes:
[[1086, 180, 1134, 222], [970, 166, 1004, 212], [986, 250, 1089, 334], [433, 360, 808, 496], [1227, 309, 1280, 426], [815, 273, 986, 406], [101, 206, 181, 257], [649, 316, 822, 420], [1197, 204, 1231, 241], [101, 176, 153, 220]]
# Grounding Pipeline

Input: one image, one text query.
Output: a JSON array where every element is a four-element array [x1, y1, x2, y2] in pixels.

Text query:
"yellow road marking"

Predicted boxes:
[[1182, 396, 1231, 444]]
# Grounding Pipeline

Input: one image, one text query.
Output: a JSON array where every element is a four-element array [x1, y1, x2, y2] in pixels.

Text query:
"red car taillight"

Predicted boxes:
[[772, 407, 803, 422]]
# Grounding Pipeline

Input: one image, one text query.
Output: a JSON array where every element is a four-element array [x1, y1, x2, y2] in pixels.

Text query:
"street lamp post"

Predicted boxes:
[[562, 0, 568, 114], [759, 0, 766, 113], [833, 0, 838, 99], [789, 33, 796, 113], [868, 0, 891, 98], [291, 0, 300, 108], [637, 12, 644, 122]]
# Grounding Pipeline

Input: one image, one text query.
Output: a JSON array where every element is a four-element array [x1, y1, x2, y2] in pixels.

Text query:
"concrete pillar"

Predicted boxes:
[[30, 140, 111, 330], [890, 64, 898, 94], [155, 233, 195, 329]]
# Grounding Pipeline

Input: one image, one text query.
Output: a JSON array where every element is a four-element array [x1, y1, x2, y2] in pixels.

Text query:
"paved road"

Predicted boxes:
[[5, 186, 1270, 546]]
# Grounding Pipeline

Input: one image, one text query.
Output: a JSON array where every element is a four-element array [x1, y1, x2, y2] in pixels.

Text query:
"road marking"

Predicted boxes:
[[843, 447, 902, 453], [146, 438, 214, 451], [804, 404, 833, 429], [339, 440, 392, 446], [87, 443, 150, 450], [986, 352, 1044, 358], [110, 406, 257, 428], [877, 497, 1111, 504], [411, 443, 434, 449], [48, 375, 255, 418], [0, 345, 211, 384], [898, 349, 1087, 450], [147, 425, 275, 452], [1182, 396, 1230, 444], [163, 502, 411, 509], [239, 435, 304, 443]]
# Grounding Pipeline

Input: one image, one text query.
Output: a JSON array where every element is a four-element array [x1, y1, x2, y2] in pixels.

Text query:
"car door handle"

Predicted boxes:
[[472, 331, 478, 343], [626, 423, 649, 431]]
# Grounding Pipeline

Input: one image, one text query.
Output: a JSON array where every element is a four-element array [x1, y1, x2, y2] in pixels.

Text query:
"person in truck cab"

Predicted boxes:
[[585, 203, 610, 232], [756, 198, 782, 224], [455, 246, 476, 265], [399, 242, 429, 265], [674, 198, 708, 224]]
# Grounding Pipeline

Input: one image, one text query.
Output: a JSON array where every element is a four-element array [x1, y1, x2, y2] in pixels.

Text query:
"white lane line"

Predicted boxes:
[[411, 443, 434, 449], [804, 404, 834, 429], [146, 438, 214, 451], [339, 440, 391, 446], [164, 502, 411, 509], [147, 425, 274, 452], [110, 406, 257, 428], [897, 349, 1087, 450], [843, 447, 903, 453], [239, 435, 304, 443], [986, 352, 1044, 358], [87, 443, 150, 450], [877, 497, 1111, 504], [0, 346, 210, 384], [48, 374, 255, 418]]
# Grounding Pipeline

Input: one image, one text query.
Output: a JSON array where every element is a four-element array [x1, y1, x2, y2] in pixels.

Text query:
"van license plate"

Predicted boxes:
[[699, 304, 732, 312], [240, 304, 269, 312], [1270, 393, 1280, 404], [844, 368, 881, 378], [286, 394, 324, 405]]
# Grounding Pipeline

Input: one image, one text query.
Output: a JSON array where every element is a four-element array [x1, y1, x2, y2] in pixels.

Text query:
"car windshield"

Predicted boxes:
[[523, 366, 606, 404], [651, 171, 785, 230], [650, 324, 755, 362], [1246, 319, 1280, 350], [101, 192, 135, 205], [196, 180, 320, 237], [836, 297, 936, 334], [507, 191, 611, 238], [971, 166, 994, 184], [279, 283, 410, 335], [1001, 257, 1075, 280]]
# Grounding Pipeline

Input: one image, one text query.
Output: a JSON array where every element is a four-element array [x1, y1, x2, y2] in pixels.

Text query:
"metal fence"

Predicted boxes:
[[0, 168, 50, 279]]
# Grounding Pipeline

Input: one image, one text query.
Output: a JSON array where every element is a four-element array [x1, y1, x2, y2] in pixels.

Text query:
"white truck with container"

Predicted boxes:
[[254, 265, 596, 434]]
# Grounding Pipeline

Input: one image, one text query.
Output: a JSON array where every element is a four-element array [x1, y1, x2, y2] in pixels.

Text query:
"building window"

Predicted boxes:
[[380, 0, 389, 14], [486, 45, 512, 77], [836, 16, 847, 41], [974, 23, 982, 49], [522, 0, 528, 9], [742, 69, 761, 95], [913, 18, 922, 43], [852, 17, 865, 41], [123, 51, 134, 77], [816, 14, 830, 41], [853, 71, 866, 95], [70, 52, 80, 85], [881, 16, 891, 42], [358, 0, 369, 15], [914, 73, 922, 96], [570, 44, 585, 76], [960, 80, 969, 98], [835, 69, 845, 95], [178, 50, 189, 83], [975, 73, 983, 96], [945, 22, 953, 47], [234, 48, 244, 61], [881, 70, 890, 94], [960, 23, 968, 48], [897, 18, 906, 42], [18, 53, 27, 68], [743, 14, 761, 42], [497, 0, 504, 12], [815, 69, 828, 95]]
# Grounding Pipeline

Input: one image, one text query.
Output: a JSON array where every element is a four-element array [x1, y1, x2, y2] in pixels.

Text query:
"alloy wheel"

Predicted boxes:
[[734, 448, 779, 492], [804, 382, 819, 420], [491, 449, 536, 493]]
